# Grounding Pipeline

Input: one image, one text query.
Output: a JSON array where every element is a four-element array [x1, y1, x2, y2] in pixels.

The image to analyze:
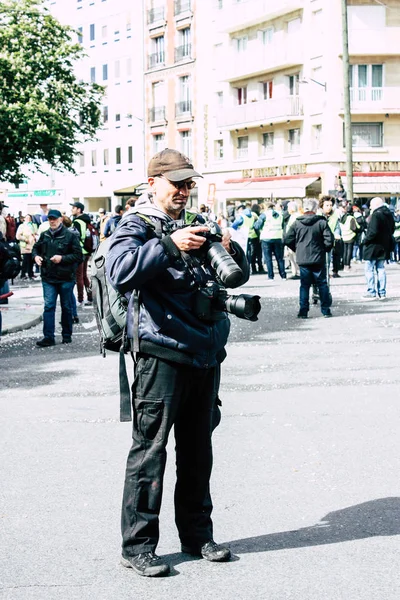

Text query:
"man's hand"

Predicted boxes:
[[221, 230, 233, 254], [34, 256, 43, 267], [170, 226, 209, 252], [50, 255, 62, 264]]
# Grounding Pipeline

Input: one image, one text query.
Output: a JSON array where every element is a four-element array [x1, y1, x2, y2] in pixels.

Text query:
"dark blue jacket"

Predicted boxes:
[[104, 214, 122, 238], [106, 203, 249, 368]]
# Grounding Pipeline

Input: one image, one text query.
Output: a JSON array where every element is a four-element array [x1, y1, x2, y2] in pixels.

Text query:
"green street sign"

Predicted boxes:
[[33, 190, 57, 197]]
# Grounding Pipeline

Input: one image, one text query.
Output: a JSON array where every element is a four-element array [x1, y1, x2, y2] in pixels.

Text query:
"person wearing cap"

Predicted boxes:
[[32, 209, 82, 346], [106, 149, 249, 577], [70, 201, 93, 306]]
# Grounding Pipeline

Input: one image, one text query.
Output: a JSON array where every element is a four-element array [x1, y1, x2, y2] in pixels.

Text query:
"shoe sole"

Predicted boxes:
[[120, 557, 170, 577]]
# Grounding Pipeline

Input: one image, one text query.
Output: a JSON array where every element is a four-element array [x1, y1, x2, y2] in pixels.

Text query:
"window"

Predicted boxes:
[[77, 27, 83, 44], [91, 150, 97, 167], [287, 17, 301, 35], [115, 113, 121, 122], [102, 25, 107, 39], [180, 130, 192, 158], [152, 81, 165, 110], [115, 60, 120, 79], [288, 128, 301, 153], [349, 123, 383, 148], [262, 132, 274, 156], [312, 125, 322, 152], [126, 13, 132, 31], [116, 147, 121, 164], [103, 106, 108, 123], [90, 67, 96, 82], [103, 149, 109, 166], [216, 91, 223, 106], [151, 35, 165, 67], [153, 134, 165, 154], [237, 136, 248, 159], [288, 74, 299, 96], [126, 58, 132, 77], [261, 27, 274, 45], [177, 27, 191, 60], [128, 146, 133, 163], [348, 5, 385, 30], [102, 64, 108, 81], [349, 64, 383, 101], [79, 152, 85, 168], [90, 23, 95, 41], [237, 86, 247, 106], [235, 36, 247, 53], [178, 75, 191, 113], [263, 81, 273, 100], [215, 139, 224, 160]]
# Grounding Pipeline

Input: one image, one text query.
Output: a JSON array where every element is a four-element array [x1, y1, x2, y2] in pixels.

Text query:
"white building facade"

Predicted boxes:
[[202, 0, 400, 212], [6, 0, 145, 216]]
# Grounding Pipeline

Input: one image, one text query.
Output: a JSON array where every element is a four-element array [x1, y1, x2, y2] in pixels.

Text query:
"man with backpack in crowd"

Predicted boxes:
[[32, 209, 82, 346], [103, 205, 124, 238], [105, 148, 250, 578], [70, 201, 97, 306]]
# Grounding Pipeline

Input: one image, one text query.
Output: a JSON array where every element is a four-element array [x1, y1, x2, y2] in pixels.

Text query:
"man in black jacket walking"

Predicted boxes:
[[285, 198, 334, 318], [32, 209, 82, 346], [362, 197, 395, 300]]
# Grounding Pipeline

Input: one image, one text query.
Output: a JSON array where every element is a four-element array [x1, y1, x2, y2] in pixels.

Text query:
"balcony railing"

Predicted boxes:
[[148, 52, 165, 69], [215, 0, 304, 34], [149, 106, 166, 122], [341, 87, 400, 114], [217, 96, 303, 129], [174, 0, 191, 16], [349, 28, 400, 56], [147, 7, 165, 25], [175, 44, 192, 62], [175, 100, 192, 117]]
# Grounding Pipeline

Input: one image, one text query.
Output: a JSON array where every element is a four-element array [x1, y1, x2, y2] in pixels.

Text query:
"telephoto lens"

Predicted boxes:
[[206, 242, 244, 288], [224, 294, 261, 321]]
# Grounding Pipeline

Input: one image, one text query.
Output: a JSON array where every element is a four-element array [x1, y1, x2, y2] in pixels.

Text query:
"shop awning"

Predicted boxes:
[[222, 176, 321, 199], [113, 183, 148, 197], [341, 176, 400, 195]]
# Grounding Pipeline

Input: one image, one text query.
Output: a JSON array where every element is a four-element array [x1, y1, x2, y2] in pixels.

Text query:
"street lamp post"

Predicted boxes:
[[341, 0, 354, 203]]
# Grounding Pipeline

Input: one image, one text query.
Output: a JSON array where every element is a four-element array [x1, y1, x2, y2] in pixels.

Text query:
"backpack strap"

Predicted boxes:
[[119, 332, 132, 422]]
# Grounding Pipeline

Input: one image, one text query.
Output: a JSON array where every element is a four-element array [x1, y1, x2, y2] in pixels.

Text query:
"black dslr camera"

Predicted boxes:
[[192, 221, 261, 322]]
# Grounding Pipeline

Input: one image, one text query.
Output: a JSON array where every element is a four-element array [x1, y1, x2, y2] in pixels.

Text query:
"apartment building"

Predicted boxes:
[[144, 0, 203, 205], [6, 0, 144, 215], [203, 0, 400, 212]]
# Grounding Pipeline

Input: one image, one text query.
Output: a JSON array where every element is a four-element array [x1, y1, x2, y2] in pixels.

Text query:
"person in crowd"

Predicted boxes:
[[352, 205, 367, 263], [62, 215, 80, 324], [32, 209, 82, 346], [124, 197, 136, 211], [98, 208, 110, 242], [106, 148, 249, 577], [336, 184, 347, 202], [254, 202, 286, 280], [249, 203, 264, 274], [339, 204, 359, 270], [232, 203, 262, 273], [227, 203, 236, 224], [5, 213, 16, 242], [284, 201, 301, 280], [392, 209, 400, 262], [70, 201, 93, 306], [362, 197, 395, 300], [16, 214, 37, 280], [104, 205, 124, 238], [320, 196, 342, 278], [284, 198, 334, 318], [0, 204, 7, 237], [16, 211, 24, 227], [216, 212, 228, 228]]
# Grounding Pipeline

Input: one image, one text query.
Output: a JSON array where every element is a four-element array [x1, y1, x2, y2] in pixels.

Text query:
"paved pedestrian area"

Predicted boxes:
[[1, 262, 400, 600]]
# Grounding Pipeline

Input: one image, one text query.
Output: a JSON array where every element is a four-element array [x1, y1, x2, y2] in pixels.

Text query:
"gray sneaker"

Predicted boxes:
[[121, 552, 170, 577]]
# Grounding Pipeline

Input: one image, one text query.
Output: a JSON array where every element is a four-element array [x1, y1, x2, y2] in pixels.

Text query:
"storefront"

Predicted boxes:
[[339, 161, 400, 206]]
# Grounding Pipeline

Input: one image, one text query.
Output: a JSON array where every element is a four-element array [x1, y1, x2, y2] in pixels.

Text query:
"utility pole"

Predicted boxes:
[[341, 0, 353, 202]]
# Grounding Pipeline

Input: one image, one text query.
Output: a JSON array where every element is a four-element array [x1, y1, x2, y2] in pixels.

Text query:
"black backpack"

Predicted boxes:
[[0, 235, 21, 281]]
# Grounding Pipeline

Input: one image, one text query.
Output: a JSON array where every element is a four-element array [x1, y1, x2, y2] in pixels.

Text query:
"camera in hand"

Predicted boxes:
[[194, 281, 261, 322], [196, 221, 244, 288]]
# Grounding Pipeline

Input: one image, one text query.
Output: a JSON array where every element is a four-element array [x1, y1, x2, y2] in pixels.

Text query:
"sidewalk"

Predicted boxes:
[[0, 280, 43, 335]]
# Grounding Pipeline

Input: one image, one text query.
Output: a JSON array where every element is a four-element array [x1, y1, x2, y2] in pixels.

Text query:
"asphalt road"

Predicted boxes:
[[1, 264, 400, 600]]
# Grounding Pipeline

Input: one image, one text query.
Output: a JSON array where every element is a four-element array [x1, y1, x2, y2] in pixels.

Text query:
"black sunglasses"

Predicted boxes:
[[157, 175, 196, 190]]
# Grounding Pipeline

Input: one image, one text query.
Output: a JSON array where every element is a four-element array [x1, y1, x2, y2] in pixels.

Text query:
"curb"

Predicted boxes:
[[2, 314, 43, 336]]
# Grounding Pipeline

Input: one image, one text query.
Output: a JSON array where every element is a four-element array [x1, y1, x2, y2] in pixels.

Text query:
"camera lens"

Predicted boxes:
[[206, 242, 243, 288], [224, 294, 261, 321]]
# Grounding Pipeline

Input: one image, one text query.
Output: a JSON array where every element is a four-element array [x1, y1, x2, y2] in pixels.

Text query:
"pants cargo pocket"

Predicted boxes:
[[135, 399, 164, 443]]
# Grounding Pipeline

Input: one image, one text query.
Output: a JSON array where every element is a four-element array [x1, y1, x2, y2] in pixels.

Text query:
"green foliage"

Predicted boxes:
[[0, 0, 104, 184]]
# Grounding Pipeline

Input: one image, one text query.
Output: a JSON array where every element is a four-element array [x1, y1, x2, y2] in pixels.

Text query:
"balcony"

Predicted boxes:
[[340, 87, 400, 115], [349, 28, 400, 56], [149, 106, 167, 123], [216, 96, 303, 129], [220, 35, 303, 82], [175, 44, 192, 62], [147, 52, 165, 70], [147, 7, 165, 26], [175, 100, 192, 118], [215, 0, 304, 34], [174, 0, 192, 17]]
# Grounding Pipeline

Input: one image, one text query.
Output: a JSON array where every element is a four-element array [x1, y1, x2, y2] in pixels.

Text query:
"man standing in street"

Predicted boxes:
[[32, 209, 82, 346], [255, 202, 286, 280], [285, 198, 334, 318], [362, 197, 395, 300], [70, 201, 93, 306], [103, 204, 124, 238], [106, 148, 249, 577]]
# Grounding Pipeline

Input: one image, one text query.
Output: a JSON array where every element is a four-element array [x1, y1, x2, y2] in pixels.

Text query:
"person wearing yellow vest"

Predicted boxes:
[[339, 206, 359, 270], [231, 203, 264, 273], [254, 202, 286, 280], [70, 201, 93, 306], [320, 196, 342, 278]]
